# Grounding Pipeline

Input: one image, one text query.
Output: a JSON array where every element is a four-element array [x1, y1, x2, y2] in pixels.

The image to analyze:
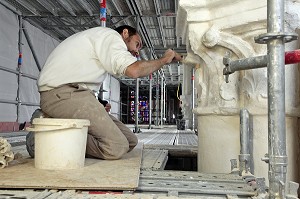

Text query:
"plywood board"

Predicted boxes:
[[0, 143, 143, 190]]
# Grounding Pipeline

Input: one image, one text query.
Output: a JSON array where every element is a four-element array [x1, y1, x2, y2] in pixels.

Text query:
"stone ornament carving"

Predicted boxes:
[[189, 24, 270, 114], [0, 137, 14, 169], [178, 0, 300, 115]]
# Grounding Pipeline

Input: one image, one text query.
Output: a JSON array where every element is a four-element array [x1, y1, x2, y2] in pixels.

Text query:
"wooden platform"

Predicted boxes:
[[0, 128, 259, 198], [0, 144, 143, 190]]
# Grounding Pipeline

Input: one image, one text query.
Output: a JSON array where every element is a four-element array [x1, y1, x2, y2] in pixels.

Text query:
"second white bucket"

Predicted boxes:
[[27, 118, 90, 170]]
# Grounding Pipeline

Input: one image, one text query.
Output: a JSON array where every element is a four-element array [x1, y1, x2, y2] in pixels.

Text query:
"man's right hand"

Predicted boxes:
[[162, 49, 182, 64], [105, 103, 111, 112]]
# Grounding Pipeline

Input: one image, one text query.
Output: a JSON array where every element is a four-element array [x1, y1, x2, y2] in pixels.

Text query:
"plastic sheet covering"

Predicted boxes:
[[0, 4, 59, 122]]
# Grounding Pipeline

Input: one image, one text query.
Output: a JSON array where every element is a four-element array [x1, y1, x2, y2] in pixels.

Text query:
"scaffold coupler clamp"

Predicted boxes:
[[254, 32, 298, 44], [223, 51, 233, 83], [261, 153, 269, 164], [239, 153, 251, 176], [230, 159, 239, 174]]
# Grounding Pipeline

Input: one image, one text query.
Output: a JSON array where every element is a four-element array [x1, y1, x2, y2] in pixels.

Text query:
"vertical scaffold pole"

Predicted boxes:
[[149, 74, 153, 129], [100, 0, 106, 27], [192, 67, 195, 131], [155, 73, 159, 126], [16, 16, 23, 123], [160, 76, 164, 126], [267, 0, 287, 197]]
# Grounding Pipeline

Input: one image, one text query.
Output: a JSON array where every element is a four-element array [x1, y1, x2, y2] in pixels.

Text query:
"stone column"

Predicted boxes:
[[181, 64, 193, 129], [178, 0, 300, 184]]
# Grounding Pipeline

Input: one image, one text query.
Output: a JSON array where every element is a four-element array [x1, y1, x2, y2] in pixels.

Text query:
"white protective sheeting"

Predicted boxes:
[[0, 4, 59, 122]]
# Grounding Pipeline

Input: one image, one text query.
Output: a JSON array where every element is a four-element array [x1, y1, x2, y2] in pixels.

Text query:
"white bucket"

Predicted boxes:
[[27, 118, 90, 170]]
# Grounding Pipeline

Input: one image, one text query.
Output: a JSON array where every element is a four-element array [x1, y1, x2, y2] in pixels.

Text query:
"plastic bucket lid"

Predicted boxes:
[[28, 118, 90, 132]]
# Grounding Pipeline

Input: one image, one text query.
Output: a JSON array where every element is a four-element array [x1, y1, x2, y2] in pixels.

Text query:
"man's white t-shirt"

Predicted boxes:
[[38, 27, 137, 92]]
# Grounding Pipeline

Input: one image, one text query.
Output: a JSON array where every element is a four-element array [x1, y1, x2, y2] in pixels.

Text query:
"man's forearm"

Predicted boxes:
[[125, 58, 167, 78]]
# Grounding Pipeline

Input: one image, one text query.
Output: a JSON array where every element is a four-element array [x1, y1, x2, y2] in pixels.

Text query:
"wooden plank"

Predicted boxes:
[[0, 143, 143, 190]]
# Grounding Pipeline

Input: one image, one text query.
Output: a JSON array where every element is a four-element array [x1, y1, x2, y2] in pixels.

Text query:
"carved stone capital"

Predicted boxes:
[[178, 0, 300, 116]]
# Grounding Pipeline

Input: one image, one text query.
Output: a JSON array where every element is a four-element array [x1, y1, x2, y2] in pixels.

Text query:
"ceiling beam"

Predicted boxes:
[[15, 0, 40, 15], [126, 0, 155, 51], [0, 1, 21, 15], [111, 0, 124, 16], [36, 0, 58, 16], [111, 15, 133, 27], [57, 0, 77, 16], [25, 18, 60, 41], [24, 15, 98, 18], [154, 0, 166, 48], [76, 0, 93, 16], [175, 0, 180, 48]]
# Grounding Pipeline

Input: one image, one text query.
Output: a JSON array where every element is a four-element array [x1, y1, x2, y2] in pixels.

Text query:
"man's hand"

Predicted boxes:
[[105, 103, 111, 113], [162, 49, 182, 64], [125, 49, 182, 78]]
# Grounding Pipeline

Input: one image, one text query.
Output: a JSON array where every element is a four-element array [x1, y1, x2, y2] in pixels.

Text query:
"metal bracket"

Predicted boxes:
[[255, 32, 298, 44], [230, 159, 239, 174], [261, 153, 269, 163], [223, 51, 233, 83], [239, 154, 251, 175]]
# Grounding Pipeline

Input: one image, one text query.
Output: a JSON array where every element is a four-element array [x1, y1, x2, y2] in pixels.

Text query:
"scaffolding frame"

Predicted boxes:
[[0, 14, 41, 123], [223, 0, 299, 197]]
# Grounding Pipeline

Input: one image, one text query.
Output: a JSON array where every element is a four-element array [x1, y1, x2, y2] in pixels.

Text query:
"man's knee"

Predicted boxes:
[[129, 135, 138, 150], [87, 144, 129, 160], [86, 135, 129, 160], [103, 145, 129, 160]]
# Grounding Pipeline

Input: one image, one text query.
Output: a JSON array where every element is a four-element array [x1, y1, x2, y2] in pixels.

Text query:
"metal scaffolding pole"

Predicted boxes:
[[100, 0, 106, 27], [222, 1, 298, 197], [160, 76, 164, 126], [155, 73, 159, 126], [239, 108, 251, 175], [223, 50, 300, 82], [266, 0, 287, 197], [127, 86, 130, 124], [148, 74, 153, 129], [22, 23, 41, 71], [163, 82, 166, 124], [192, 67, 195, 131], [134, 77, 140, 133], [16, 16, 23, 123]]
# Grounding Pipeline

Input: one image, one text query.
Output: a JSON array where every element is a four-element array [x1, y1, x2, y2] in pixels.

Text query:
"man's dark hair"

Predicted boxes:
[[114, 25, 137, 37]]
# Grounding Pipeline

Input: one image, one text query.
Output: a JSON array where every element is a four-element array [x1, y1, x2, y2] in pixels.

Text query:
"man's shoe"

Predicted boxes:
[[26, 109, 48, 158]]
